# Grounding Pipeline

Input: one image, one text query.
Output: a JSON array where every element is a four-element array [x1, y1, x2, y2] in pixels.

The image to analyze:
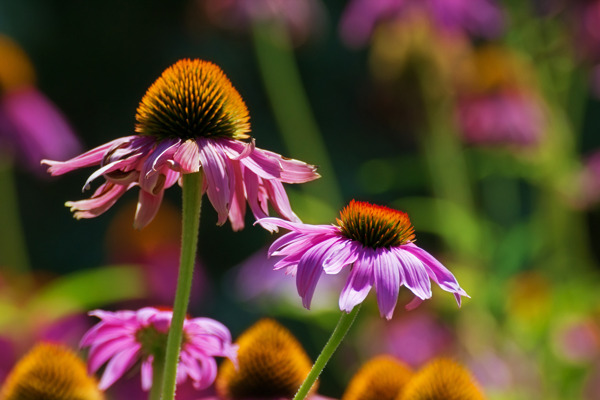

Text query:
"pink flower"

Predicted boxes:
[[261, 200, 469, 319], [42, 59, 319, 230], [339, 0, 504, 48], [457, 90, 546, 148], [0, 35, 80, 174], [80, 307, 237, 391]]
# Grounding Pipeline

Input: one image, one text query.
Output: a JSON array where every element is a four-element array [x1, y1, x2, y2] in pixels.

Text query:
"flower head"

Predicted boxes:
[[80, 307, 237, 391], [398, 358, 485, 400], [455, 46, 546, 148], [216, 318, 321, 400], [342, 356, 413, 400], [339, 0, 504, 48], [1, 342, 104, 400], [42, 59, 319, 229], [261, 200, 469, 319], [0, 35, 80, 173]]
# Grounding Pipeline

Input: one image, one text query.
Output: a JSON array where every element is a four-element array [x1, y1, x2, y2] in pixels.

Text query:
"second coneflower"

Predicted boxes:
[[42, 59, 319, 230], [262, 200, 468, 319]]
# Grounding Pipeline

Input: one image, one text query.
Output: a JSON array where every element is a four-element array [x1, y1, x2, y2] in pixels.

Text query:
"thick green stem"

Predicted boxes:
[[0, 160, 31, 275], [160, 171, 203, 400], [251, 21, 344, 215], [149, 352, 165, 400], [293, 305, 361, 400]]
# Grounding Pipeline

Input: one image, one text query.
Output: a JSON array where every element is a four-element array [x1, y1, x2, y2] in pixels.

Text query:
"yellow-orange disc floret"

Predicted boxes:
[[216, 319, 315, 399], [337, 200, 416, 249], [398, 358, 486, 400], [135, 59, 250, 141], [1, 343, 104, 400], [342, 356, 414, 400]]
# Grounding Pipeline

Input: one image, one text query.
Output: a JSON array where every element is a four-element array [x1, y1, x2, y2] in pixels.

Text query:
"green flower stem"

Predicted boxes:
[[0, 160, 31, 276], [251, 21, 344, 214], [149, 352, 165, 400], [160, 171, 203, 400], [293, 305, 362, 400]]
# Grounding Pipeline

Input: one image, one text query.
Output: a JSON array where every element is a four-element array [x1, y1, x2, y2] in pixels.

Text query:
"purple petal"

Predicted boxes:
[[264, 179, 301, 222], [296, 238, 338, 309], [373, 249, 400, 320], [393, 248, 432, 300], [66, 182, 132, 219], [322, 238, 359, 274], [402, 243, 469, 304], [339, 249, 374, 313], [88, 337, 136, 374]]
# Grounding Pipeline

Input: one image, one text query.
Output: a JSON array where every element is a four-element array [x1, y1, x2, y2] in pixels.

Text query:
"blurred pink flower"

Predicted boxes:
[[43, 59, 319, 230], [579, 150, 600, 207], [202, 0, 326, 45], [359, 311, 455, 367], [80, 307, 237, 391], [457, 90, 546, 148], [339, 0, 504, 48], [261, 200, 468, 319], [0, 35, 80, 173]]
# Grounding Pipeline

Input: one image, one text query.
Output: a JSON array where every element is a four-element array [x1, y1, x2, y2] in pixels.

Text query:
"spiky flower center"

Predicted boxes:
[[2, 343, 104, 400], [135, 59, 250, 141], [337, 200, 415, 249], [216, 319, 314, 399]]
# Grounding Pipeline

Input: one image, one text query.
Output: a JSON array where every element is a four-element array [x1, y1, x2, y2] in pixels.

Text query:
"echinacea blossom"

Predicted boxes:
[[216, 319, 331, 400], [398, 358, 485, 400], [42, 59, 319, 230], [80, 307, 237, 391], [455, 45, 546, 149], [0, 35, 80, 174], [201, 0, 326, 45], [262, 200, 468, 320], [457, 90, 546, 148], [2, 342, 104, 400], [342, 356, 413, 400], [339, 0, 504, 48]]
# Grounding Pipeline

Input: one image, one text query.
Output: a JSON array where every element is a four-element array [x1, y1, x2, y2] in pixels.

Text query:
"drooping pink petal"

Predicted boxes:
[[339, 250, 374, 313], [402, 243, 469, 304], [264, 179, 301, 223], [322, 238, 360, 274], [88, 337, 137, 374], [66, 182, 132, 219], [297, 238, 338, 308], [226, 161, 247, 231], [198, 139, 231, 225], [98, 343, 141, 390], [174, 139, 201, 173], [373, 249, 401, 320], [42, 136, 136, 175], [141, 357, 154, 391], [133, 188, 165, 229], [393, 249, 432, 300]]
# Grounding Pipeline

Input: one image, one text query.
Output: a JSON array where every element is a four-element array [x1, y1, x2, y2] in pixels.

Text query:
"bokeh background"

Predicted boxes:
[[1, 0, 600, 399]]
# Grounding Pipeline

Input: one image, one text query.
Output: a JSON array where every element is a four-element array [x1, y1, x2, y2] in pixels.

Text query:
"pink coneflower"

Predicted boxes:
[[0, 35, 80, 174], [261, 200, 469, 320], [339, 0, 504, 48], [80, 307, 237, 391], [42, 59, 319, 230], [457, 90, 546, 148]]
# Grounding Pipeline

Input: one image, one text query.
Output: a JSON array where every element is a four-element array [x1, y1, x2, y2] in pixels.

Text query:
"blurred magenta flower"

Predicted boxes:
[[339, 0, 504, 48], [359, 311, 455, 368], [202, 0, 326, 45], [578, 150, 600, 207], [261, 200, 468, 319], [43, 59, 319, 229], [0, 35, 80, 173], [457, 90, 546, 148], [455, 45, 546, 148], [80, 307, 237, 391]]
